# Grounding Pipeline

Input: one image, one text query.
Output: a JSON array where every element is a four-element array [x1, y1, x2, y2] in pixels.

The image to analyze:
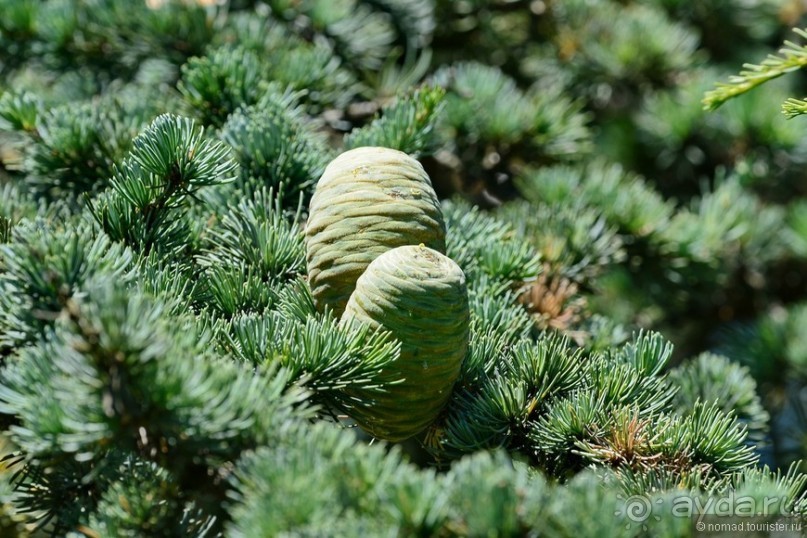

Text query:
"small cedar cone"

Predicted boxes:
[[340, 244, 470, 442]]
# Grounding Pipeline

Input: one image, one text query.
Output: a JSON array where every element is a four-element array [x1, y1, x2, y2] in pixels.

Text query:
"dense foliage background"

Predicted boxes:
[[2, 0, 807, 535]]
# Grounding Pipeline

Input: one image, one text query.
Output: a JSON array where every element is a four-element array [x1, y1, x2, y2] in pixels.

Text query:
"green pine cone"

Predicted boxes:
[[305, 147, 446, 317], [340, 244, 470, 442]]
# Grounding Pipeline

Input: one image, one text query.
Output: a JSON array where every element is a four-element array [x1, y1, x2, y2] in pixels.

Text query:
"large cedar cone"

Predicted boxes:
[[305, 147, 446, 317]]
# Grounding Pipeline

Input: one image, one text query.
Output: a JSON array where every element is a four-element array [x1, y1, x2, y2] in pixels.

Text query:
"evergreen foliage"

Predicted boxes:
[[1, 0, 806, 535], [220, 91, 332, 204]]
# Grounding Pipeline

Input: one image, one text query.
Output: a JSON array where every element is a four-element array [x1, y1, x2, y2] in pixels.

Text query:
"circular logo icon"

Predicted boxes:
[[615, 495, 663, 531]]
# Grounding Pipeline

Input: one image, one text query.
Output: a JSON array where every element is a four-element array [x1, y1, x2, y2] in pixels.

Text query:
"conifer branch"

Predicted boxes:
[[224, 312, 401, 416], [344, 85, 445, 157], [782, 97, 807, 118], [88, 114, 237, 256], [0, 90, 39, 134], [703, 28, 807, 110]]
